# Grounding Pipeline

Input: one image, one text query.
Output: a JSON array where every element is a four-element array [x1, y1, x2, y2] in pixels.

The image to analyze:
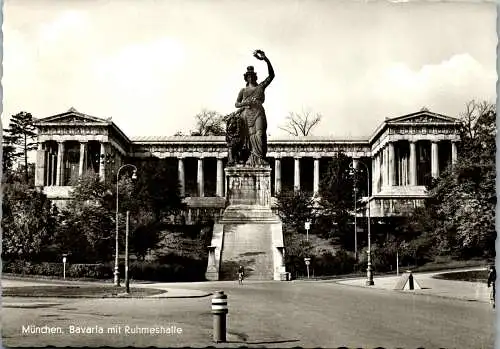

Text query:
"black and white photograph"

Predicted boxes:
[[1, 0, 497, 348]]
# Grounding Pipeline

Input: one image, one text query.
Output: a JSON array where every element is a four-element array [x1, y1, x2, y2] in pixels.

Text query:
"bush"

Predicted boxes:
[[286, 249, 357, 277], [67, 264, 113, 279], [3, 260, 111, 279], [3, 258, 206, 282], [313, 250, 356, 275]]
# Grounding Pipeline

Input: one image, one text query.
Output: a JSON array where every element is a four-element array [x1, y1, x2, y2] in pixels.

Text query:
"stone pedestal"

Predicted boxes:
[[206, 165, 287, 281], [205, 246, 219, 281], [221, 165, 279, 224]]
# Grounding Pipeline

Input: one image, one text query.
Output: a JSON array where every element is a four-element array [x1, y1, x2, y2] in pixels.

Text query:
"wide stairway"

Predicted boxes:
[[219, 224, 274, 280]]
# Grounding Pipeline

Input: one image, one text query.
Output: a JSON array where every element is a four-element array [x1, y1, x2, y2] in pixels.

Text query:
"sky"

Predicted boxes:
[[2, 0, 497, 139]]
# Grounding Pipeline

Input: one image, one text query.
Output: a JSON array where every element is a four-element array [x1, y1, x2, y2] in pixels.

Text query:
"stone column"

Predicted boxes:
[[51, 153, 57, 186], [431, 141, 439, 178], [409, 141, 417, 186], [371, 155, 376, 194], [197, 157, 204, 197], [274, 157, 281, 195], [45, 148, 51, 185], [99, 142, 106, 182], [388, 142, 395, 186], [382, 147, 388, 188], [397, 147, 402, 186], [35, 142, 46, 187], [78, 141, 87, 177], [178, 157, 185, 196], [313, 157, 320, 195], [216, 158, 224, 197], [451, 141, 458, 166], [56, 141, 65, 186], [294, 157, 300, 192], [377, 153, 383, 192]]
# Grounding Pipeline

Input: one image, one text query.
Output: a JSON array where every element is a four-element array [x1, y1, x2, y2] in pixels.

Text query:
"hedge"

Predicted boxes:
[[3, 259, 206, 282], [286, 250, 357, 278]]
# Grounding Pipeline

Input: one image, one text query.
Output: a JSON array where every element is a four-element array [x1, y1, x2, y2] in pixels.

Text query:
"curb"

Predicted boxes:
[[2, 290, 213, 299], [335, 280, 489, 304], [147, 293, 213, 299], [2, 294, 166, 299], [407, 290, 490, 304]]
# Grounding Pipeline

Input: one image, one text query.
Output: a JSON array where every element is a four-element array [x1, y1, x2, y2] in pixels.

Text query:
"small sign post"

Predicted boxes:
[[305, 221, 311, 242]]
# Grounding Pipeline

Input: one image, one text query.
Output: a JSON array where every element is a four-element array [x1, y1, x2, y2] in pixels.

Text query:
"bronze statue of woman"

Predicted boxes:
[[234, 50, 275, 167]]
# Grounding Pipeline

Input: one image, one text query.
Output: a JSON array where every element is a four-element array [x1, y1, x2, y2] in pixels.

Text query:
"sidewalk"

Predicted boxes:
[[139, 283, 212, 298], [336, 268, 491, 303], [1, 277, 212, 299]]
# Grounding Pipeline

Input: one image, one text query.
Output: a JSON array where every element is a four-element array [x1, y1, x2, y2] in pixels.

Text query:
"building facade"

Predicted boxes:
[[34, 108, 461, 221]]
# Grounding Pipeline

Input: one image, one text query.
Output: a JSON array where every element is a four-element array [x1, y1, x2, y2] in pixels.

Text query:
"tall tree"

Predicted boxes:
[[117, 158, 186, 259], [190, 109, 225, 136], [275, 189, 315, 231], [2, 182, 57, 260], [407, 100, 496, 258], [279, 109, 322, 136], [317, 152, 355, 246], [126, 158, 185, 220], [55, 172, 115, 262], [2, 144, 17, 175], [4, 112, 38, 183]]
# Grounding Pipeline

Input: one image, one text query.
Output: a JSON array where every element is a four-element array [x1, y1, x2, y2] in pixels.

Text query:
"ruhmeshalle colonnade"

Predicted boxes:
[[34, 107, 461, 221]]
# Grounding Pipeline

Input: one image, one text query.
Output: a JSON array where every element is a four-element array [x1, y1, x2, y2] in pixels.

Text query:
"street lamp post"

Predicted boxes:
[[62, 254, 68, 280], [304, 221, 311, 279], [354, 187, 358, 262], [114, 164, 138, 287], [125, 210, 130, 293], [304, 257, 311, 279], [352, 159, 374, 286]]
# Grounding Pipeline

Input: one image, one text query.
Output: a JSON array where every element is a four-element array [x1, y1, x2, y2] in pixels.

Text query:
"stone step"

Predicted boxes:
[[219, 224, 274, 280]]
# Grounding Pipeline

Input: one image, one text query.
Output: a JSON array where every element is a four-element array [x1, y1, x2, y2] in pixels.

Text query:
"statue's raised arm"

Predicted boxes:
[[227, 49, 274, 167], [253, 50, 274, 88]]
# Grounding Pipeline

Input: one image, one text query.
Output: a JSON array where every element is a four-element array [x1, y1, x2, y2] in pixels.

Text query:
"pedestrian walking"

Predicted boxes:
[[237, 265, 245, 285], [487, 265, 496, 309]]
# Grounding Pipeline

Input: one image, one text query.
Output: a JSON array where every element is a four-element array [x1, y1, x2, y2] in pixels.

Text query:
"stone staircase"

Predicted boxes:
[[219, 224, 274, 280]]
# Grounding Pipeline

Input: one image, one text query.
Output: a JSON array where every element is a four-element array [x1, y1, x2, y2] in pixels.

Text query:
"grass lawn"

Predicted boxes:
[[2, 285, 166, 298], [411, 258, 489, 273], [432, 269, 489, 283], [296, 257, 488, 280]]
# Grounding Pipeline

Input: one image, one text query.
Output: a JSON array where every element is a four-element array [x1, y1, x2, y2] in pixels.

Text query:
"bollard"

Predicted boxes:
[[211, 291, 228, 343], [408, 271, 414, 290]]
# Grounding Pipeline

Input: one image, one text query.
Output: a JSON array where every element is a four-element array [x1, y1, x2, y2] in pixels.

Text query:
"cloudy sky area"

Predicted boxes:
[[2, 0, 497, 138]]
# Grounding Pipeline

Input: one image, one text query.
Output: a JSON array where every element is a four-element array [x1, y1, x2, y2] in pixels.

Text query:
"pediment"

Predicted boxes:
[[387, 111, 459, 124], [36, 108, 110, 125]]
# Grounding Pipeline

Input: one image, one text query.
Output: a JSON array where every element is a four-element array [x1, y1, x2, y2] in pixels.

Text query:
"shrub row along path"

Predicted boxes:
[[2, 271, 494, 348]]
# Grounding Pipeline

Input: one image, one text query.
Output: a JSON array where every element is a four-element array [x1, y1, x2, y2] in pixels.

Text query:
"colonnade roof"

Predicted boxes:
[[368, 109, 461, 143], [34, 107, 462, 147], [130, 135, 370, 144]]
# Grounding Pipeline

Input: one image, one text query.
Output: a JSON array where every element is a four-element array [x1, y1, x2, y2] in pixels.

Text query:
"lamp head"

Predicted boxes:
[[132, 170, 137, 180], [352, 159, 359, 170]]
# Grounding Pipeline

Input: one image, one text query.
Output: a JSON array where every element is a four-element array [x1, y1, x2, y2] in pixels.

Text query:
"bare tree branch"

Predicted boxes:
[[278, 109, 322, 136], [459, 99, 495, 140], [191, 109, 225, 136]]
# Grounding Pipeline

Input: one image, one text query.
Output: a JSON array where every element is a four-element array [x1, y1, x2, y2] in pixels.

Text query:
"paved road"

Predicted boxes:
[[2, 280, 495, 348]]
